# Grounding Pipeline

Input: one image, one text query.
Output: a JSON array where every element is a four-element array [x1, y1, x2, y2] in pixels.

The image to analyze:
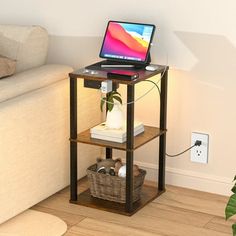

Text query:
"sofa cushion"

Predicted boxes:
[[0, 55, 16, 79], [0, 64, 73, 103], [0, 25, 48, 73]]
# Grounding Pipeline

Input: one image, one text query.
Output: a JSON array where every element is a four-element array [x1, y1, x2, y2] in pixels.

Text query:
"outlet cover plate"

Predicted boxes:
[[191, 132, 209, 164]]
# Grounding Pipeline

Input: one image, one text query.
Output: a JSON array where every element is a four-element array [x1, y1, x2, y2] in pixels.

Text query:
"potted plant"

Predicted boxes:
[[225, 175, 236, 236], [100, 91, 124, 129]]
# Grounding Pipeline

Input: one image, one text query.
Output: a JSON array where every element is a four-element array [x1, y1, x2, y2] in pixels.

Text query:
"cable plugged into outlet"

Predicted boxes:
[[194, 140, 202, 146], [191, 132, 209, 164]]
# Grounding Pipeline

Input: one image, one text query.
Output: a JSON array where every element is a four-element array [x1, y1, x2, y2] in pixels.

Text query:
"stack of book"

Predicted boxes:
[[90, 121, 144, 143]]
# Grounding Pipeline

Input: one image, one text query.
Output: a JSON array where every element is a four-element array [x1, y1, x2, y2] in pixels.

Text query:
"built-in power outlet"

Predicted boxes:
[[191, 132, 209, 164]]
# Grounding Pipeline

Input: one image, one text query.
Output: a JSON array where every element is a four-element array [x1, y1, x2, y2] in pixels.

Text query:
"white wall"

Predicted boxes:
[[1, 0, 236, 195], [1, 0, 236, 68]]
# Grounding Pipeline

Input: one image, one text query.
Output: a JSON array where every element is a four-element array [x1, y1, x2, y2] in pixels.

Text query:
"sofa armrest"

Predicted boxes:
[[0, 64, 73, 103]]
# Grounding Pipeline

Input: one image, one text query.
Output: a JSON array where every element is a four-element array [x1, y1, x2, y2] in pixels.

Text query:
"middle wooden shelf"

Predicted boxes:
[[70, 125, 167, 151]]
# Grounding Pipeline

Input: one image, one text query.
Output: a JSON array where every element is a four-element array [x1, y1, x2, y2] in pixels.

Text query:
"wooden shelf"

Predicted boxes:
[[70, 125, 166, 151], [70, 184, 165, 216], [69, 65, 167, 85]]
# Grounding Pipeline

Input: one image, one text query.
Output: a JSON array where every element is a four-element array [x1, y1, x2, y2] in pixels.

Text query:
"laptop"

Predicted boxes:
[[86, 20, 156, 70]]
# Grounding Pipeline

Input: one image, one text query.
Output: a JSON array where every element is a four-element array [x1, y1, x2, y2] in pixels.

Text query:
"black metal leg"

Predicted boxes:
[[158, 70, 168, 191], [106, 148, 112, 159], [125, 84, 135, 212], [70, 77, 78, 201], [105, 92, 113, 159]]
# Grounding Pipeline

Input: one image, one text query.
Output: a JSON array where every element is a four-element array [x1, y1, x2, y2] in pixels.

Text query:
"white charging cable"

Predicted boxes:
[[100, 49, 169, 106]]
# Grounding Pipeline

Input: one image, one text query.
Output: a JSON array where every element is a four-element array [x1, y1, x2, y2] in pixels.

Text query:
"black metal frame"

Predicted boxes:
[[125, 84, 135, 212], [158, 70, 168, 191], [69, 69, 168, 213], [70, 78, 78, 201]]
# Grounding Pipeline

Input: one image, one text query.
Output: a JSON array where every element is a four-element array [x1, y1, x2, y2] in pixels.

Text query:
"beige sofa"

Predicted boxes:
[[0, 25, 73, 224]]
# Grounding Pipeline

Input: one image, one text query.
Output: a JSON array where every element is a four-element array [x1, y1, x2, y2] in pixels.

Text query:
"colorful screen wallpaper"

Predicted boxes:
[[100, 22, 154, 62]]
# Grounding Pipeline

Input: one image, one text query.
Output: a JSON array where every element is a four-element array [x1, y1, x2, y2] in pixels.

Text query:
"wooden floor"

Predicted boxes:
[[31, 178, 235, 236]]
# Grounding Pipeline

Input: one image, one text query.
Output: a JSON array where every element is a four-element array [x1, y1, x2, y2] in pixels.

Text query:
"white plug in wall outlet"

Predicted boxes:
[[191, 132, 209, 164]]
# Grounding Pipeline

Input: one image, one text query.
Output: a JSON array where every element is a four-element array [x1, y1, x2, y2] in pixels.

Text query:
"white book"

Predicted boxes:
[[91, 126, 145, 143], [90, 121, 144, 139]]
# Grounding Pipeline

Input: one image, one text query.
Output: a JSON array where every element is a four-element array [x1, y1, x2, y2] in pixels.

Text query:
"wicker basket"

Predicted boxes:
[[87, 164, 146, 203]]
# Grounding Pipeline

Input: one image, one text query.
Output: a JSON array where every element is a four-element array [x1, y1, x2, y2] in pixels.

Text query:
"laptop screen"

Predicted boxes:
[[99, 21, 155, 64]]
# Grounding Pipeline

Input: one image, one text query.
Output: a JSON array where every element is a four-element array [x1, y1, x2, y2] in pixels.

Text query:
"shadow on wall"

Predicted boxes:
[[174, 31, 236, 90], [47, 35, 102, 69]]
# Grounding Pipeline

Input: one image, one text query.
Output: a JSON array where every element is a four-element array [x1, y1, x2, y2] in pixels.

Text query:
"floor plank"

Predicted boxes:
[[36, 194, 230, 236], [154, 185, 228, 217], [205, 216, 236, 234], [65, 218, 162, 236], [166, 185, 228, 202], [31, 205, 85, 228], [139, 202, 214, 227], [33, 181, 232, 236]]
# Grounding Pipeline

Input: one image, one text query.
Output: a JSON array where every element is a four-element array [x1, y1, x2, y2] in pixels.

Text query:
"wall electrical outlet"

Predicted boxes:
[[191, 132, 209, 164]]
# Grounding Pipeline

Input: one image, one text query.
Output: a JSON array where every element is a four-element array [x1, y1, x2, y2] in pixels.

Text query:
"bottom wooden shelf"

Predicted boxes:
[[70, 184, 165, 216]]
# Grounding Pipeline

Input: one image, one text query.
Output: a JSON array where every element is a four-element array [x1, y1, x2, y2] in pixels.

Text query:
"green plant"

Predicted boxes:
[[100, 91, 122, 112], [225, 175, 236, 236]]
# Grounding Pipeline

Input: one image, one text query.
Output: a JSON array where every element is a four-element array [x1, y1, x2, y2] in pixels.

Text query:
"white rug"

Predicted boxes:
[[0, 209, 67, 236]]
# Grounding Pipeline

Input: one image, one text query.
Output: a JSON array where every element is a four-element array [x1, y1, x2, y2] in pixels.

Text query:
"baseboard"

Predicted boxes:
[[122, 159, 232, 196]]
